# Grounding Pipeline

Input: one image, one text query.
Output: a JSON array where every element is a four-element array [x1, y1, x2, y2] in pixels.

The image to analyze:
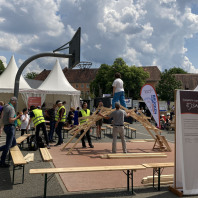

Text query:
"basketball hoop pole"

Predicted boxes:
[[14, 52, 72, 111]]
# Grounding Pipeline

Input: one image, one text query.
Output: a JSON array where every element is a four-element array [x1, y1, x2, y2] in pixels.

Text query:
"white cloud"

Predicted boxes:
[[0, 0, 198, 73]]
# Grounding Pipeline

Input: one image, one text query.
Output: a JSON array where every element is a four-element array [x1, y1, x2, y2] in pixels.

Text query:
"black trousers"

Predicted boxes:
[[36, 122, 49, 145], [81, 129, 92, 147], [21, 129, 29, 143]]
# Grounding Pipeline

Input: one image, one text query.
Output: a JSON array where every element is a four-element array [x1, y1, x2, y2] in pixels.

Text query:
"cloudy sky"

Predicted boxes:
[[0, 0, 198, 75]]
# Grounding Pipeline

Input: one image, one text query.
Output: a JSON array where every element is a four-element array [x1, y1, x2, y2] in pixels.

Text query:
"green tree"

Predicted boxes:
[[0, 59, 5, 75], [25, 72, 39, 79], [156, 67, 186, 101], [90, 58, 149, 99]]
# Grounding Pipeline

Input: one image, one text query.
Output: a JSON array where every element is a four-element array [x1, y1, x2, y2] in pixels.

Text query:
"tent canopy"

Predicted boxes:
[[38, 60, 80, 95], [0, 56, 31, 93]]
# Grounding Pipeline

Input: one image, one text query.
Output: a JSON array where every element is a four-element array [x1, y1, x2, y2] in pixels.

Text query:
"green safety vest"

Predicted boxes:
[[80, 109, 90, 124], [55, 106, 66, 122], [32, 109, 45, 127]]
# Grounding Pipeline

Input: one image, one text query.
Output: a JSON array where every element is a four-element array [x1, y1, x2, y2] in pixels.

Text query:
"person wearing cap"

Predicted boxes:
[[99, 102, 129, 153], [54, 100, 66, 146], [79, 102, 94, 148], [27, 105, 50, 149], [0, 97, 22, 167], [112, 72, 127, 109]]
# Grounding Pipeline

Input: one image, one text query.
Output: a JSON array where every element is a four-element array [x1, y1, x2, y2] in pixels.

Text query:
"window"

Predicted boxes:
[[81, 84, 84, 88], [76, 84, 78, 88], [86, 84, 89, 88]]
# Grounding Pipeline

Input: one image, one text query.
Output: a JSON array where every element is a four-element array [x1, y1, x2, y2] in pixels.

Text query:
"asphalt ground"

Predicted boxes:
[[0, 121, 197, 198]]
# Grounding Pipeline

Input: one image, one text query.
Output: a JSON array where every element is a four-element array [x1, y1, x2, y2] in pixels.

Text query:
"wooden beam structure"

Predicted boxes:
[[61, 105, 171, 154]]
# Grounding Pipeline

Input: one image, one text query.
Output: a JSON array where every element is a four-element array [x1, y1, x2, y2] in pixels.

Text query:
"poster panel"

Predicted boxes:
[[177, 90, 198, 195], [28, 97, 41, 109], [140, 84, 160, 127]]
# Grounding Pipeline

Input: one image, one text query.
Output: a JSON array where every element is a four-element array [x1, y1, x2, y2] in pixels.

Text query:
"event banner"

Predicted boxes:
[[28, 97, 41, 109], [140, 84, 160, 127], [176, 90, 198, 195]]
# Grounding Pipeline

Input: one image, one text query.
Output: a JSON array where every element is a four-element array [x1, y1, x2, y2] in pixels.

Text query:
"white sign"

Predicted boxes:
[[140, 84, 160, 127], [175, 90, 198, 195]]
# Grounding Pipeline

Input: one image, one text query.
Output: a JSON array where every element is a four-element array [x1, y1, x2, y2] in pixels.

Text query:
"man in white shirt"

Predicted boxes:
[[20, 108, 30, 143], [112, 72, 127, 109]]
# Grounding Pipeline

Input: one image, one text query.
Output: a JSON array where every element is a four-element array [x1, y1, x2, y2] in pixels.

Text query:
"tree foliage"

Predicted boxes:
[[156, 67, 187, 101], [0, 59, 5, 75], [24, 72, 39, 79], [90, 58, 149, 99]]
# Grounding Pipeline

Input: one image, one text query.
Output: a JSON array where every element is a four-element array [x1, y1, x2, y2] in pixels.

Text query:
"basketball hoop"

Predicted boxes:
[[76, 61, 92, 70]]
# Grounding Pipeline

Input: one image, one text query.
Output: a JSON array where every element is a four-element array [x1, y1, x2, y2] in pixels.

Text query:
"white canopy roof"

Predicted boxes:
[[0, 56, 31, 93], [37, 60, 80, 95]]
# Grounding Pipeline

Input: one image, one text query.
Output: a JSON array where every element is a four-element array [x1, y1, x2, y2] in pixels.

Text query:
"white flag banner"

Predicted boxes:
[[140, 84, 160, 127]]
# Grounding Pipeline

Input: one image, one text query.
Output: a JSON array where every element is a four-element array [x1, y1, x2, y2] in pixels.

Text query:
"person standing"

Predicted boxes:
[[0, 97, 22, 167], [96, 101, 103, 139], [112, 72, 127, 109], [20, 108, 30, 143], [54, 100, 66, 146], [46, 104, 56, 143], [73, 107, 80, 126], [79, 102, 94, 148], [27, 106, 50, 149], [99, 102, 129, 153], [0, 101, 4, 137], [67, 107, 75, 126]]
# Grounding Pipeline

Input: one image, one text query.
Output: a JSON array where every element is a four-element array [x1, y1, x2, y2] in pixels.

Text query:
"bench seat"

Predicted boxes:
[[142, 162, 174, 191], [16, 134, 31, 147], [40, 148, 53, 162], [10, 145, 27, 184], [30, 164, 145, 198]]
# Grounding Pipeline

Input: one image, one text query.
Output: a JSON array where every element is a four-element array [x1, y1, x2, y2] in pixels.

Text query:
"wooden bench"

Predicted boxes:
[[62, 127, 72, 139], [127, 127, 136, 139], [142, 162, 174, 191], [10, 145, 27, 184], [106, 125, 113, 135], [16, 134, 31, 148], [40, 148, 53, 162], [30, 165, 146, 198]]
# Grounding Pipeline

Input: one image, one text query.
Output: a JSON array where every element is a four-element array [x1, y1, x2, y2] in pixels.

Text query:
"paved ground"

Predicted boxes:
[[0, 121, 196, 198]]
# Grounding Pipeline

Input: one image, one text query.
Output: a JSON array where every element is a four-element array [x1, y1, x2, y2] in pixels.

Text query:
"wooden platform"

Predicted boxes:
[[100, 153, 167, 159]]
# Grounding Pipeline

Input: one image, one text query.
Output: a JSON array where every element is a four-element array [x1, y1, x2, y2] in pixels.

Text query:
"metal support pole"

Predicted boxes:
[[158, 168, 161, 191], [127, 170, 129, 191], [131, 170, 134, 194], [44, 173, 48, 198], [14, 52, 72, 112]]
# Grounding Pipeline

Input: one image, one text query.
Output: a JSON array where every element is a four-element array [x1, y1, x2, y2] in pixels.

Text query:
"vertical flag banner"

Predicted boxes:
[[140, 84, 160, 127]]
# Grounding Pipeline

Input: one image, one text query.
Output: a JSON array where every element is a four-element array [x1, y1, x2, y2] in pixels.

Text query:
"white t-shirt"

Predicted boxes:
[[20, 114, 30, 130], [112, 78, 124, 93]]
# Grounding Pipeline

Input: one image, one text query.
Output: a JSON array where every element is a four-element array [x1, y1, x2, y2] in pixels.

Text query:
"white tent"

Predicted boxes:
[[37, 60, 80, 109], [0, 56, 46, 110], [0, 55, 31, 92]]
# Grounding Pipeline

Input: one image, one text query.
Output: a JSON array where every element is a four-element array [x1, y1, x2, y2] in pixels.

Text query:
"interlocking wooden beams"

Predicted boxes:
[[100, 153, 167, 159], [40, 148, 53, 162], [61, 107, 115, 154]]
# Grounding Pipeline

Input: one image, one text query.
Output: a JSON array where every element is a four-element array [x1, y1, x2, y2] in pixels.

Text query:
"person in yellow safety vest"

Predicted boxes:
[[27, 105, 50, 149], [78, 102, 94, 148], [54, 100, 66, 146]]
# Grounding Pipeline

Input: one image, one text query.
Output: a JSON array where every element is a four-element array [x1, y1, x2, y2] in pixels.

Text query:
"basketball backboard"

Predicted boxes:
[[69, 27, 81, 68]]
